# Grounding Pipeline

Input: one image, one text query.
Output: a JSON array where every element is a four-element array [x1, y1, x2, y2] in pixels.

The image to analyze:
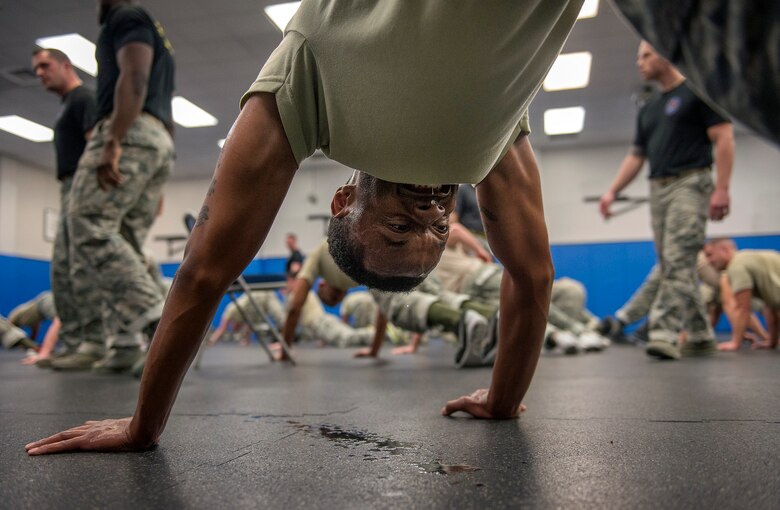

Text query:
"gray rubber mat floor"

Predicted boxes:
[[1, 340, 779, 509]]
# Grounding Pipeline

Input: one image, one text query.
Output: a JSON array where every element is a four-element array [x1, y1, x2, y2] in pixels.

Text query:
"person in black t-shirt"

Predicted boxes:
[[599, 41, 735, 361], [63, 0, 176, 373], [285, 233, 305, 274], [31, 48, 99, 365]]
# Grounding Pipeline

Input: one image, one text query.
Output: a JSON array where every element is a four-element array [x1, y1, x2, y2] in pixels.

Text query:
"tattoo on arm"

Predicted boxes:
[[207, 179, 216, 197], [195, 205, 209, 227], [480, 206, 498, 222]]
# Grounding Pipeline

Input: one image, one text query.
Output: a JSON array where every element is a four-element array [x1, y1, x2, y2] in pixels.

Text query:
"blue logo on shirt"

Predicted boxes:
[[665, 96, 682, 116]]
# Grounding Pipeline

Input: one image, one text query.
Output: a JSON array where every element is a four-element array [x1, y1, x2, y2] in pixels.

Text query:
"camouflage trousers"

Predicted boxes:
[[613, 0, 780, 146], [225, 291, 286, 327], [340, 291, 377, 328], [621, 268, 764, 322], [68, 113, 173, 348], [50, 177, 105, 351], [548, 277, 599, 336], [9, 291, 57, 328], [370, 289, 439, 333], [1, 315, 29, 349], [622, 169, 713, 344], [306, 313, 376, 348], [461, 263, 502, 306]]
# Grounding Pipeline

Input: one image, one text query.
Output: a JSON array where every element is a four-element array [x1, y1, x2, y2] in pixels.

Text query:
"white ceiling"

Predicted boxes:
[[0, 0, 648, 180]]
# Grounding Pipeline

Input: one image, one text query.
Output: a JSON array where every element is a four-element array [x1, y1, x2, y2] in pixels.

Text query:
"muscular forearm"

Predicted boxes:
[[713, 142, 733, 192], [727, 305, 750, 345], [129, 269, 225, 445], [369, 312, 388, 356], [282, 307, 303, 345], [108, 70, 147, 142], [711, 126, 734, 192], [608, 153, 644, 195], [477, 135, 554, 418], [488, 267, 552, 417], [38, 317, 61, 357], [768, 311, 779, 347], [128, 94, 298, 445]]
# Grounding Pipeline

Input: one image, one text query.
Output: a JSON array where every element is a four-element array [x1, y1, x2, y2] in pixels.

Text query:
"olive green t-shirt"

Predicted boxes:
[[296, 291, 326, 327], [726, 250, 780, 309], [242, 0, 583, 184], [297, 238, 359, 292]]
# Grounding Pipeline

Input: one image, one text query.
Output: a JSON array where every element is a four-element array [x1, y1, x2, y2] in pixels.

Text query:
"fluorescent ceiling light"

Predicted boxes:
[[264, 1, 301, 31], [543, 51, 592, 91], [217, 138, 226, 148], [578, 0, 599, 19], [171, 96, 218, 128], [544, 107, 586, 136], [0, 115, 54, 142], [35, 33, 97, 76]]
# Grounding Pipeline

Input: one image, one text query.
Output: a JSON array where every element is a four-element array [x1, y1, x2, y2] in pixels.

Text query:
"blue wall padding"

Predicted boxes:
[[0, 254, 51, 319], [3, 236, 779, 333]]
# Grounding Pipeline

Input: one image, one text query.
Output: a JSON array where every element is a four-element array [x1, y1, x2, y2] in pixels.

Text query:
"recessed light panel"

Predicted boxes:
[[578, 0, 599, 19], [35, 33, 97, 76], [543, 52, 592, 92], [264, 2, 301, 32], [171, 97, 218, 128], [544, 107, 586, 136], [0, 115, 54, 142]]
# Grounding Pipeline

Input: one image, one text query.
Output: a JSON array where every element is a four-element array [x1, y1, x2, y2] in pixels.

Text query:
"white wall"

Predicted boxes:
[[0, 155, 60, 259], [146, 157, 355, 263], [3, 132, 778, 265], [536, 132, 780, 245]]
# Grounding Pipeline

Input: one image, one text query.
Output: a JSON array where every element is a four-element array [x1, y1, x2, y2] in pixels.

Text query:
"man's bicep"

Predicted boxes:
[[183, 94, 297, 285], [116, 42, 153, 77], [476, 136, 551, 277], [733, 289, 753, 311]]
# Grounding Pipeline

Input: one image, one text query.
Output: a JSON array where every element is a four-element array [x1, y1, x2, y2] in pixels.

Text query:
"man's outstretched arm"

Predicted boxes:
[[443, 134, 552, 419], [25, 93, 298, 454]]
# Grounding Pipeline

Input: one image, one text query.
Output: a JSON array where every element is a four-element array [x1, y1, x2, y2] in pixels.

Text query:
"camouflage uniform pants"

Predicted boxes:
[[9, 291, 56, 328], [50, 178, 105, 351], [461, 263, 502, 306], [645, 169, 713, 343], [340, 291, 377, 328], [548, 277, 599, 335], [370, 289, 438, 333], [616, 265, 660, 325], [613, 0, 780, 145], [69, 113, 173, 347], [229, 291, 286, 327], [1, 315, 29, 349], [307, 313, 375, 348]]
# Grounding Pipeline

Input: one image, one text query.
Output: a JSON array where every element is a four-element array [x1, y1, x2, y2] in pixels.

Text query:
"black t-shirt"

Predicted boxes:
[[286, 250, 305, 274], [454, 185, 484, 234], [96, 5, 175, 130], [54, 85, 96, 180], [634, 82, 728, 179]]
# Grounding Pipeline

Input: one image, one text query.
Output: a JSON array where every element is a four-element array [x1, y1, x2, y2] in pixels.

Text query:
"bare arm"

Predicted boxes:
[[719, 274, 752, 351], [26, 93, 298, 454], [447, 223, 492, 262], [599, 150, 645, 219], [392, 332, 423, 355], [443, 135, 551, 419], [707, 122, 734, 221], [354, 310, 388, 358], [282, 278, 313, 346], [765, 309, 779, 349], [97, 42, 153, 190], [21, 317, 61, 365]]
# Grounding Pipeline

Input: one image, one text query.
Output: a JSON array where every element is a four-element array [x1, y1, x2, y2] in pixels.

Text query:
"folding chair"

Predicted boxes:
[[183, 213, 296, 365]]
